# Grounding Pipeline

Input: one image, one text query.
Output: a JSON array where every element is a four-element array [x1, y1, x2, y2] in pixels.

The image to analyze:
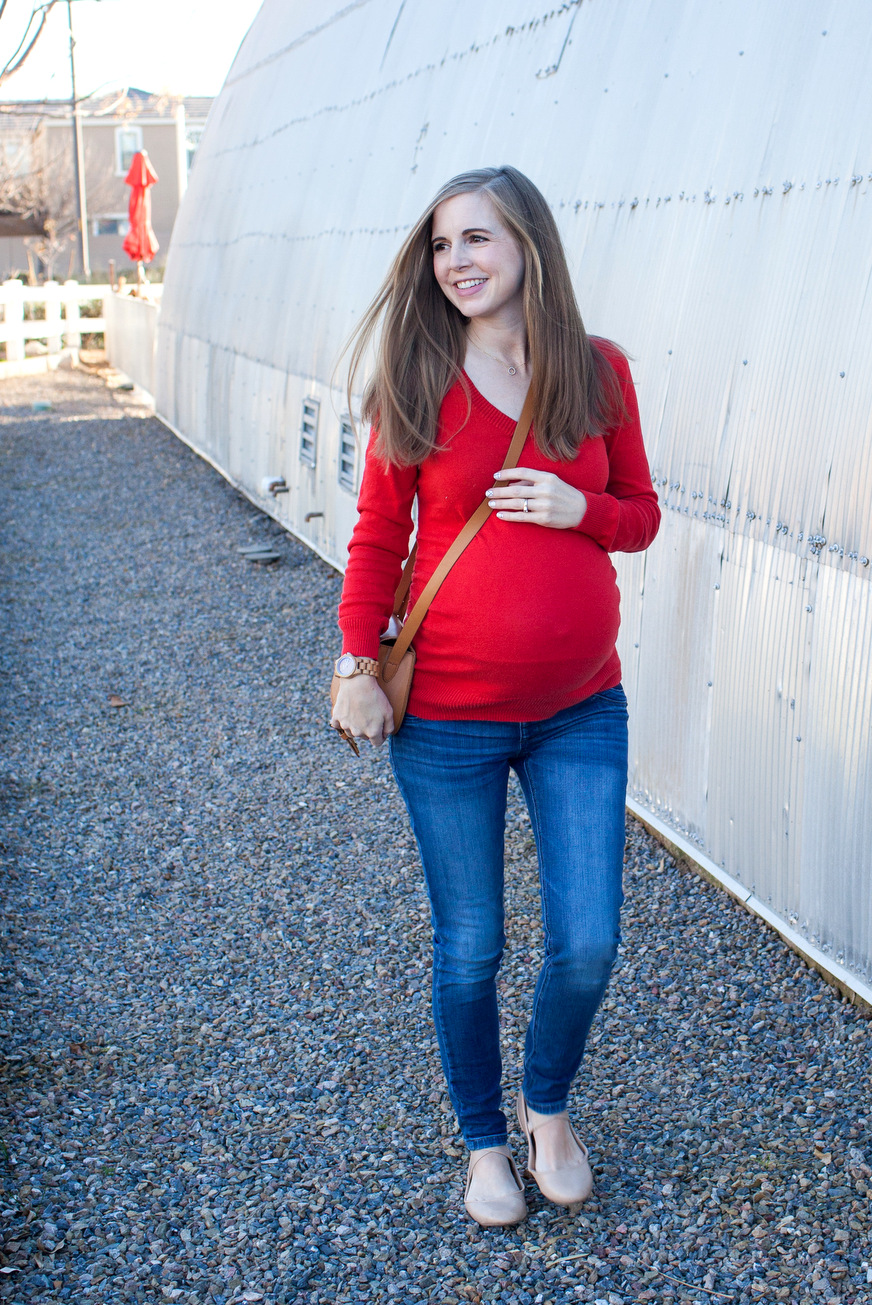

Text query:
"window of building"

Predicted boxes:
[[0, 135, 31, 177], [93, 214, 130, 237], [300, 397, 319, 468], [338, 417, 358, 493], [115, 125, 143, 175], [186, 124, 205, 171]]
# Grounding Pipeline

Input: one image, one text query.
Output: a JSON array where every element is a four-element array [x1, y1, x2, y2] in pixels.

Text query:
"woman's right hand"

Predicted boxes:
[[331, 674, 395, 748]]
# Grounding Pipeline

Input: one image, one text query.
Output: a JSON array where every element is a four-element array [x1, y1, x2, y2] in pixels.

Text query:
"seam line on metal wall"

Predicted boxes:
[[173, 226, 412, 250], [224, 1, 377, 87], [212, 1, 584, 153], [172, 178, 872, 251], [652, 492, 870, 573]]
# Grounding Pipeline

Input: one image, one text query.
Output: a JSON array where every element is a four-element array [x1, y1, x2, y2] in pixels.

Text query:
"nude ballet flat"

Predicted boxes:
[[464, 1147, 527, 1227], [517, 1090, 593, 1206]]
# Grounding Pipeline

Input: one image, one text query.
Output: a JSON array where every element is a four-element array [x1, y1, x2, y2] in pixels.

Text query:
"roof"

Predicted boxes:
[[0, 89, 214, 129], [0, 102, 56, 132]]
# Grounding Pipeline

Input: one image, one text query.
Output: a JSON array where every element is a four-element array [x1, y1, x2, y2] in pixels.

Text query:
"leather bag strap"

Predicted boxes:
[[392, 543, 416, 621], [382, 385, 535, 681]]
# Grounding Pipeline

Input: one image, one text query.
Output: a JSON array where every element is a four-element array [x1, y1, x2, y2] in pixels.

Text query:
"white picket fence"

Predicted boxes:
[[0, 279, 111, 371]]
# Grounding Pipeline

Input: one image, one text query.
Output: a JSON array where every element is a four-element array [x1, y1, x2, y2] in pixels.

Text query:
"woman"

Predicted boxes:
[[331, 166, 660, 1226]]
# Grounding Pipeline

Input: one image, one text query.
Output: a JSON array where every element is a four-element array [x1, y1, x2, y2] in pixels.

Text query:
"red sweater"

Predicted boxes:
[[338, 345, 661, 720]]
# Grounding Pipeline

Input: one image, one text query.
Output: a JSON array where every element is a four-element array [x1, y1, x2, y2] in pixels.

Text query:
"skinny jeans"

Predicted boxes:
[[388, 686, 628, 1150]]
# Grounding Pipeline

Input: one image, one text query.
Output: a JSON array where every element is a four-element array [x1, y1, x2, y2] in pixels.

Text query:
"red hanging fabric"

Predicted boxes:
[[122, 150, 159, 263]]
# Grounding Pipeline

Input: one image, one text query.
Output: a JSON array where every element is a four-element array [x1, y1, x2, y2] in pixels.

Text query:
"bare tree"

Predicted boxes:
[[0, 1, 63, 87], [0, 114, 115, 279], [0, 139, 42, 218]]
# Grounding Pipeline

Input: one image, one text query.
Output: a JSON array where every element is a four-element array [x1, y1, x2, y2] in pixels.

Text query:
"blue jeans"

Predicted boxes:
[[388, 687, 628, 1149]]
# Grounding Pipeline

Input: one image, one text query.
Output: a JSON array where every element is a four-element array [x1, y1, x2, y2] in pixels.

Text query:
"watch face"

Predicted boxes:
[[336, 653, 357, 677]]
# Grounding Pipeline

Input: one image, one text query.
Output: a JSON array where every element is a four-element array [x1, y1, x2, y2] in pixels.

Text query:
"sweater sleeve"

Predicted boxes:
[[337, 428, 418, 658], [573, 352, 661, 553]]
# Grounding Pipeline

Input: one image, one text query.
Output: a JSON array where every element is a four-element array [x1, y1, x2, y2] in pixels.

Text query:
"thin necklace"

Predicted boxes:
[[468, 333, 522, 376]]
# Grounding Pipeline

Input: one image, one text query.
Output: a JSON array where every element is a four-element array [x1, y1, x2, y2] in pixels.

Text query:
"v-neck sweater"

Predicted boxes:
[[338, 343, 661, 721]]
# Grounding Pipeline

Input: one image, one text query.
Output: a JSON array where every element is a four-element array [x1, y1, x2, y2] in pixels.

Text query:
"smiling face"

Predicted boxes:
[[431, 190, 526, 324]]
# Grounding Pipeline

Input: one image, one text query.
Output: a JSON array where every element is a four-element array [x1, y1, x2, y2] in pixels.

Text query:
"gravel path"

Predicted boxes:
[[1, 367, 870, 1305]]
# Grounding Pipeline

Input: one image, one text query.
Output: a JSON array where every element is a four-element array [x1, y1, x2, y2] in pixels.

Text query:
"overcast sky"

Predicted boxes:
[[0, 0, 264, 101]]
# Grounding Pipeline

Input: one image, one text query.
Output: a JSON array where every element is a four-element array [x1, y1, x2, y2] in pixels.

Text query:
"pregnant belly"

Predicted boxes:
[[410, 527, 621, 695]]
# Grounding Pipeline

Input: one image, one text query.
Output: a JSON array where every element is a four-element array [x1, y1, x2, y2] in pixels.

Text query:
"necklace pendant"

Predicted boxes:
[[508, 366, 517, 375]]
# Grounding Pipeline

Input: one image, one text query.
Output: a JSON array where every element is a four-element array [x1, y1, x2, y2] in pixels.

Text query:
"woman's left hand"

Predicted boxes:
[[486, 467, 587, 529]]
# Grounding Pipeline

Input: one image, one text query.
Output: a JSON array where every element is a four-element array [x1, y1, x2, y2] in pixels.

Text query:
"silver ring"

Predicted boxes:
[[523, 498, 530, 513]]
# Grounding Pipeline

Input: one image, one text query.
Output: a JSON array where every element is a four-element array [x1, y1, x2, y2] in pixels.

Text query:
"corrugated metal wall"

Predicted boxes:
[[155, 0, 872, 999]]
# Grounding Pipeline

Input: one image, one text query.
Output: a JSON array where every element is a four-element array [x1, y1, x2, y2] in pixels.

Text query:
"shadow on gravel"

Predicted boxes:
[[1, 369, 870, 1305]]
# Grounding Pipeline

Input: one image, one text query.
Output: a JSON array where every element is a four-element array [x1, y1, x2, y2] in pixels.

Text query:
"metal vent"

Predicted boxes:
[[300, 397, 319, 468], [338, 417, 358, 493]]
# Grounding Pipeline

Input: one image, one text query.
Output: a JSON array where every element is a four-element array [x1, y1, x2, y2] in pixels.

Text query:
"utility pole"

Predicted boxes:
[[67, 0, 90, 277]]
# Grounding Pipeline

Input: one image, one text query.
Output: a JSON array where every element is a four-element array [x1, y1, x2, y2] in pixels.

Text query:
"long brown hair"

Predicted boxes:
[[346, 165, 626, 467]]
